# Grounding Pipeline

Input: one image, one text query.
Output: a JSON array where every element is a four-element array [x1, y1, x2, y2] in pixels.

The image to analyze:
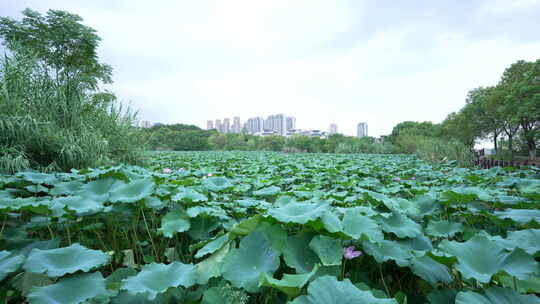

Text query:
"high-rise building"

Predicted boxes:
[[207, 120, 214, 130], [286, 116, 296, 131], [223, 118, 230, 133], [215, 119, 222, 132], [357, 122, 368, 138], [232, 117, 241, 133], [265, 114, 283, 135], [263, 117, 272, 131], [247, 117, 264, 134], [140, 120, 152, 128], [329, 123, 338, 135]]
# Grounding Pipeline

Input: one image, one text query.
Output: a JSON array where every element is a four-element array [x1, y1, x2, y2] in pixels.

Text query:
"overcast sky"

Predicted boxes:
[[1, 1, 539, 137]]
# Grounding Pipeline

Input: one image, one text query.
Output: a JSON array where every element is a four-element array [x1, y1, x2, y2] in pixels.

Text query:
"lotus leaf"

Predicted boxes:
[[121, 262, 197, 300], [290, 275, 398, 304], [221, 230, 280, 292], [23, 243, 109, 277], [27, 272, 107, 304]]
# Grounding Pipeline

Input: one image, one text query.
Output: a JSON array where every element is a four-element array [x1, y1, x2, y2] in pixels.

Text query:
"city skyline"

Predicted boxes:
[[207, 113, 299, 135], [205, 114, 373, 139]]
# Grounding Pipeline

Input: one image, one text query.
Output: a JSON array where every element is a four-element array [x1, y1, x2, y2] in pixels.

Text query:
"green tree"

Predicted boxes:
[[499, 60, 540, 160], [259, 135, 285, 151], [0, 9, 112, 90], [0, 9, 144, 172]]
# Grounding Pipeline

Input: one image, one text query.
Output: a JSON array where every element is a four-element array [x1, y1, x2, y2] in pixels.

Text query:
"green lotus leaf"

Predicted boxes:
[[24, 243, 109, 277], [221, 230, 280, 292], [410, 195, 439, 217], [516, 179, 540, 194], [195, 235, 229, 259], [426, 289, 457, 304], [111, 291, 172, 304], [143, 196, 164, 209], [251, 221, 288, 253], [320, 211, 343, 233], [362, 240, 416, 267], [236, 198, 266, 208], [110, 178, 154, 203], [158, 210, 191, 238], [425, 220, 463, 238], [290, 276, 398, 304], [500, 248, 540, 280], [229, 215, 262, 237], [105, 267, 137, 290], [268, 202, 330, 224], [17, 172, 59, 185], [172, 187, 207, 202], [27, 272, 107, 304], [378, 211, 422, 238], [342, 208, 383, 243], [443, 187, 493, 202], [456, 287, 540, 304], [202, 177, 233, 192], [253, 185, 281, 196], [259, 265, 318, 298], [0, 251, 24, 281], [494, 209, 540, 224], [502, 229, 540, 255], [308, 235, 342, 266], [10, 272, 53, 296], [187, 206, 229, 220], [18, 239, 61, 257], [188, 215, 220, 240], [55, 195, 104, 215], [499, 273, 540, 294], [121, 262, 197, 300], [49, 181, 84, 196], [283, 234, 321, 273], [80, 177, 124, 202], [455, 291, 492, 304], [438, 235, 539, 283], [0, 197, 52, 211], [196, 242, 230, 285], [410, 255, 453, 285]]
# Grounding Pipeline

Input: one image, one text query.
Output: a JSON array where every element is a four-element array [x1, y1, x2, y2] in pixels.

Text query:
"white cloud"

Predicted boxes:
[[1, 0, 539, 137]]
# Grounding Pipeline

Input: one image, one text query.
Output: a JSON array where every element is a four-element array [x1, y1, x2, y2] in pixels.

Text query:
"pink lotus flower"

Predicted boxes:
[[207, 173, 213, 177], [393, 177, 401, 182], [343, 246, 362, 260], [178, 168, 185, 171], [162, 168, 172, 174], [410, 177, 416, 180]]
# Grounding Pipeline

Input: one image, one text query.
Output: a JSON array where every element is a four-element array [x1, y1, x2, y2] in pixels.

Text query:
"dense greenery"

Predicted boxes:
[[441, 60, 540, 160], [142, 124, 215, 151], [143, 125, 399, 155], [1, 151, 539, 303], [0, 9, 145, 173]]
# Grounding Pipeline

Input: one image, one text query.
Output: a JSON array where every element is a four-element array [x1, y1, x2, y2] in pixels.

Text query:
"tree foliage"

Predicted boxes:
[[0, 9, 112, 90]]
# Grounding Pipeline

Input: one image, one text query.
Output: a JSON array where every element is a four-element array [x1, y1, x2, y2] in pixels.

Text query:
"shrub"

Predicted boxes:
[[0, 50, 145, 173]]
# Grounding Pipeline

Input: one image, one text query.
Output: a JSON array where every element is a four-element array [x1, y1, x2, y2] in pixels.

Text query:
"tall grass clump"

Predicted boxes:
[[0, 50, 145, 173]]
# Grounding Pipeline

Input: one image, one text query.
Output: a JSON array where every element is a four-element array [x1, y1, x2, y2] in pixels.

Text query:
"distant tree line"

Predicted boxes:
[[142, 124, 400, 154], [444, 60, 540, 160], [385, 59, 539, 163]]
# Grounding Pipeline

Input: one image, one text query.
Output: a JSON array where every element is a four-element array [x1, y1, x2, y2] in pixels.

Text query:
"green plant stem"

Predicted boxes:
[[379, 264, 390, 297], [140, 207, 160, 263], [340, 259, 347, 281], [65, 222, 72, 245], [46, 224, 55, 240]]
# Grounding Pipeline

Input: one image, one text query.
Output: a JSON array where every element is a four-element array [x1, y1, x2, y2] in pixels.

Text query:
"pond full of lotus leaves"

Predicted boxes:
[[1, 151, 539, 303]]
